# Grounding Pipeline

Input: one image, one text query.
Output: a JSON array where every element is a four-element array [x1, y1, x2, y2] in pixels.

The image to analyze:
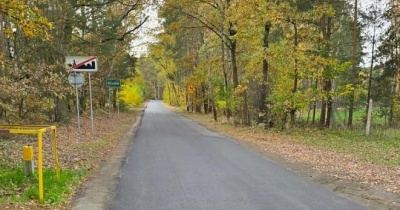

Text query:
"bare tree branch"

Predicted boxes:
[[164, 3, 233, 48], [101, 15, 149, 43]]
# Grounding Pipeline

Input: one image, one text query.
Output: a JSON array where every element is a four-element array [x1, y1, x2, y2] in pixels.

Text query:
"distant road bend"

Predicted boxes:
[[109, 100, 366, 210]]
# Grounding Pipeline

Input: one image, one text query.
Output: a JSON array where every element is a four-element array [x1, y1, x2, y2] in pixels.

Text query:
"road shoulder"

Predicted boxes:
[[175, 110, 400, 210], [71, 109, 144, 210]]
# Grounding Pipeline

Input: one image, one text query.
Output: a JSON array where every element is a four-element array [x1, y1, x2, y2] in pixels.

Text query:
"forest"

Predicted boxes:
[[2, 1, 400, 207], [0, 0, 148, 125], [146, 0, 400, 130], [0, 0, 399, 131]]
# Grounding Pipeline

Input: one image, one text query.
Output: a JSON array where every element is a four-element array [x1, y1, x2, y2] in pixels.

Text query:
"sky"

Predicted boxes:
[[358, 0, 390, 66], [130, 3, 162, 57]]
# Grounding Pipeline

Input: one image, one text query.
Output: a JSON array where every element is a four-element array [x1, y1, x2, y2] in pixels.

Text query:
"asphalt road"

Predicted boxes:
[[108, 100, 366, 210]]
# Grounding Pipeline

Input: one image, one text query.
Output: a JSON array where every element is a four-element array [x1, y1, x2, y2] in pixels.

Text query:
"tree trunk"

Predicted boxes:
[[312, 79, 318, 125], [228, 21, 239, 124], [290, 21, 299, 126], [206, 41, 217, 121], [202, 83, 208, 114], [320, 98, 327, 126], [326, 80, 333, 127], [243, 90, 250, 125], [319, 0, 333, 128], [348, 0, 358, 128], [195, 88, 202, 113], [113, 88, 117, 111], [54, 96, 61, 122], [348, 95, 355, 127], [172, 84, 179, 107], [321, 79, 333, 127], [259, 21, 271, 125], [366, 9, 376, 124], [230, 39, 239, 89], [168, 85, 172, 106], [325, 6, 333, 127], [221, 5, 231, 120]]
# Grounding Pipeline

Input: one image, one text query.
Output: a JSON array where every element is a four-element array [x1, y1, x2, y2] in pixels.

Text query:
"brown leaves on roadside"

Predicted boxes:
[[0, 110, 137, 171], [185, 112, 400, 195], [0, 110, 138, 209]]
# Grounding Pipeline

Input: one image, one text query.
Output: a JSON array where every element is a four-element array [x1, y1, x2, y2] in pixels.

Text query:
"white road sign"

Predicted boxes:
[[66, 56, 98, 72], [68, 72, 84, 87]]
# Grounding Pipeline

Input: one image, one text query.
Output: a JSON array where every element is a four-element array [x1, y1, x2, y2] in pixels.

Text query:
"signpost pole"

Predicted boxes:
[[66, 56, 96, 135], [117, 88, 120, 119], [108, 87, 111, 118], [89, 73, 94, 136], [106, 79, 121, 119], [74, 73, 81, 132]]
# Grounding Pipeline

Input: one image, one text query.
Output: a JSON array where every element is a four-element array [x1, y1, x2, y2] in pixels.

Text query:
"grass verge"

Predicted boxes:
[[181, 107, 400, 167], [286, 128, 400, 166], [179, 110, 400, 193], [0, 165, 85, 206], [0, 109, 140, 208]]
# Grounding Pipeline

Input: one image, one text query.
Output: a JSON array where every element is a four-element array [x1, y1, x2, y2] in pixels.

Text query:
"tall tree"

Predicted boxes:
[[348, 0, 358, 128], [0, 0, 147, 123]]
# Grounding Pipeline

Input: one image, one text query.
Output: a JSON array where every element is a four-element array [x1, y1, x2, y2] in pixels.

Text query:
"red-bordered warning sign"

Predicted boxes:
[[66, 56, 98, 72], [188, 85, 195, 94]]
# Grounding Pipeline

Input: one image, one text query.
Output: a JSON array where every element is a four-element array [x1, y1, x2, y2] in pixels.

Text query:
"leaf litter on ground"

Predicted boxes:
[[177, 110, 400, 208], [0, 109, 139, 209]]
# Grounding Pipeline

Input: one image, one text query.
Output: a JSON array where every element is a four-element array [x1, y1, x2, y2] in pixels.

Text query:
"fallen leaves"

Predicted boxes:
[[0, 109, 139, 209], [183, 112, 400, 195]]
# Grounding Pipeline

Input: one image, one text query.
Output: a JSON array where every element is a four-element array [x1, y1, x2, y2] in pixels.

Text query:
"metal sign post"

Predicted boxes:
[[106, 79, 121, 119], [117, 88, 120, 118], [68, 72, 84, 132], [75, 77, 81, 132], [108, 87, 111, 118], [89, 73, 94, 136], [66, 56, 97, 135]]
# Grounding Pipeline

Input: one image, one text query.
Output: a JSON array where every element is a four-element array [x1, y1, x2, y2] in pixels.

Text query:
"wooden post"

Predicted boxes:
[[366, 99, 373, 136]]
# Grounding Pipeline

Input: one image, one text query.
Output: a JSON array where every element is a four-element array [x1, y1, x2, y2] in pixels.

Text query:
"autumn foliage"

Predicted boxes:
[[0, 0, 146, 124], [150, 0, 399, 129]]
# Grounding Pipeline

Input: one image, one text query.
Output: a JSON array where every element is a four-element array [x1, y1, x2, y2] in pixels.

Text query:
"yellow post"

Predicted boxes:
[[52, 127, 60, 181], [37, 131, 44, 202], [1, 125, 60, 202], [22, 145, 34, 176], [23, 145, 34, 160]]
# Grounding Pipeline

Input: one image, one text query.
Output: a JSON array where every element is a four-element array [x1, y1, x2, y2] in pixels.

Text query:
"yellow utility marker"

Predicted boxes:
[[23, 145, 34, 160], [0, 125, 60, 202], [23, 145, 34, 176]]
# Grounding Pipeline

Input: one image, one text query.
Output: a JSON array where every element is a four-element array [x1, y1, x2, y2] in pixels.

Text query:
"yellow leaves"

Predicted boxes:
[[313, 3, 336, 19], [216, 100, 227, 109], [159, 33, 176, 45], [346, 83, 355, 92], [234, 84, 247, 96], [0, 0, 52, 39], [118, 75, 145, 107]]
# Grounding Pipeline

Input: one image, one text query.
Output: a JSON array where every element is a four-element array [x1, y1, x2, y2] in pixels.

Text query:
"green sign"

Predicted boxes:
[[107, 79, 121, 88]]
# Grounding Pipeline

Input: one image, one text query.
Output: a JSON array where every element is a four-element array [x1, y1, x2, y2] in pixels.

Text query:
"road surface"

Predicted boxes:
[[108, 100, 365, 210]]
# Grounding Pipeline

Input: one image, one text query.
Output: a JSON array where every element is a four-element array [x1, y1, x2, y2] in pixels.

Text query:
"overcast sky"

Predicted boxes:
[[358, 0, 389, 66], [130, 3, 161, 57]]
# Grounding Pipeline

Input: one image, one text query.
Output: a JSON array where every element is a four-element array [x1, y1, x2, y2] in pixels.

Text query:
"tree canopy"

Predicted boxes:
[[0, 0, 148, 123], [148, 0, 379, 129]]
